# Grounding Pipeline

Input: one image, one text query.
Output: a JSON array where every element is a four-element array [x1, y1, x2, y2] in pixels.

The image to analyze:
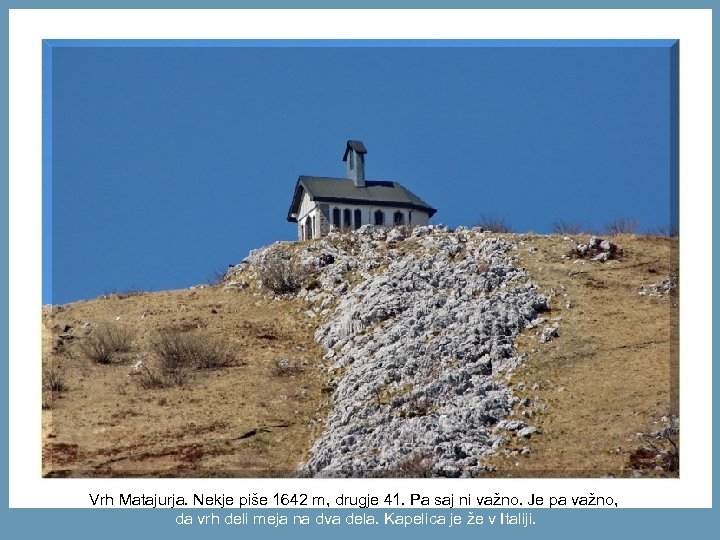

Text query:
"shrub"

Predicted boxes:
[[43, 362, 68, 393], [259, 257, 307, 294], [605, 217, 640, 236], [475, 214, 515, 233], [153, 330, 234, 386], [629, 417, 679, 474], [136, 365, 169, 389], [374, 454, 436, 478], [42, 360, 68, 410], [551, 220, 582, 235], [81, 325, 134, 364]]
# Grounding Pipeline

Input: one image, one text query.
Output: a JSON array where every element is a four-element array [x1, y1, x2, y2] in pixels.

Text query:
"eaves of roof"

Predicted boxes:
[[287, 176, 437, 222]]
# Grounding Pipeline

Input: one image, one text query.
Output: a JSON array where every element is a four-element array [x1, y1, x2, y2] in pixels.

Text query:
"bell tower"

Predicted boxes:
[[342, 140, 367, 187]]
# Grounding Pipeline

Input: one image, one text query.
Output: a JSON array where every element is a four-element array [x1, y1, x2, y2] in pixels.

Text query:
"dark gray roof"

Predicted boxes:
[[342, 140, 367, 161], [287, 176, 437, 222]]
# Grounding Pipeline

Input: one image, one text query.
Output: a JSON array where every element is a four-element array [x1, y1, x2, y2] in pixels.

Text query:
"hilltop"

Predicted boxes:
[[42, 226, 678, 477]]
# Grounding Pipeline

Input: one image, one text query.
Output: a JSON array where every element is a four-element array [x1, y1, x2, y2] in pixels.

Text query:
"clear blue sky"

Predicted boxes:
[[46, 41, 677, 305]]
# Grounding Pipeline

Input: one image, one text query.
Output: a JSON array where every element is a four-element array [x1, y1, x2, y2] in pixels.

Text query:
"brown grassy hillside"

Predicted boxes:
[[41, 233, 678, 478], [42, 287, 330, 477], [486, 234, 678, 477]]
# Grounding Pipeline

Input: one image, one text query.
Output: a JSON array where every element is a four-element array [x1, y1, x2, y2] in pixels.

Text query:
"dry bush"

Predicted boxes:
[[42, 360, 68, 410], [136, 365, 169, 389], [396, 224, 414, 237], [629, 416, 679, 475], [475, 214, 515, 233], [551, 220, 582, 235], [152, 330, 234, 386], [259, 257, 309, 294], [43, 362, 68, 393], [375, 454, 436, 478], [80, 325, 134, 364], [606, 217, 640, 236]]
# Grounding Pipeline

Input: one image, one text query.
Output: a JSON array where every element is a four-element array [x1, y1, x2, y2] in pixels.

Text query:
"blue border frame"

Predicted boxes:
[[2, 0, 720, 7], [2, 2, 714, 539]]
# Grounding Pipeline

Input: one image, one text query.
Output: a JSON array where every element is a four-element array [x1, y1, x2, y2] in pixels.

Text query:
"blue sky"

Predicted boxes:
[[46, 41, 677, 304]]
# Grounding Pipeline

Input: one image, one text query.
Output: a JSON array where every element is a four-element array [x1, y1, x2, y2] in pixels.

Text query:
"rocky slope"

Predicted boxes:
[[227, 225, 551, 477], [43, 227, 678, 478]]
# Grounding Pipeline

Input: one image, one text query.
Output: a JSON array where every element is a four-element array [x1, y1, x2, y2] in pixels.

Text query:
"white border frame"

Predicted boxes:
[[9, 8, 711, 508]]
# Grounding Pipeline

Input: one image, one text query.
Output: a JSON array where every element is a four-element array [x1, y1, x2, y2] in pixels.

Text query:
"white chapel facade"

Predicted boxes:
[[287, 140, 437, 240]]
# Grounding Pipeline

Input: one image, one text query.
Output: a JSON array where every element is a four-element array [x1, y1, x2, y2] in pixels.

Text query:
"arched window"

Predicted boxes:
[[374, 210, 385, 226], [343, 209, 352, 228], [354, 209, 362, 229], [393, 211, 405, 226], [332, 208, 341, 228]]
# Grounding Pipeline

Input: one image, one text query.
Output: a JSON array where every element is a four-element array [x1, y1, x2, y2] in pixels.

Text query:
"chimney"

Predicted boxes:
[[342, 140, 367, 187]]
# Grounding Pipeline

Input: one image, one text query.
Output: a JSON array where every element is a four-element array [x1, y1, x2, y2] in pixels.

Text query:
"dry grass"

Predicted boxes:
[[80, 324, 134, 364], [605, 217, 640, 236], [42, 359, 68, 410], [42, 233, 678, 478], [259, 257, 310, 295], [374, 453, 436, 478], [475, 214, 515, 233], [152, 329, 235, 385], [551, 220, 582, 235], [485, 233, 678, 477], [42, 285, 328, 477], [43, 362, 68, 393]]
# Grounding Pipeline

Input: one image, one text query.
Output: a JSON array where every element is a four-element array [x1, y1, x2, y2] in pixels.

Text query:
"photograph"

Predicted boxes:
[[41, 41, 679, 479]]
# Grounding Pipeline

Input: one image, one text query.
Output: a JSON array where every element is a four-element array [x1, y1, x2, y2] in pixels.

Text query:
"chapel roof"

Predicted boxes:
[[287, 176, 437, 222]]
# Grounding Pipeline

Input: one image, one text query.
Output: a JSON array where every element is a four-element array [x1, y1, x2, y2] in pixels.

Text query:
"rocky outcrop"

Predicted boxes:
[[638, 277, 678, 298], [228, 226, 550, 477], [571, 236, 622, 262]]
